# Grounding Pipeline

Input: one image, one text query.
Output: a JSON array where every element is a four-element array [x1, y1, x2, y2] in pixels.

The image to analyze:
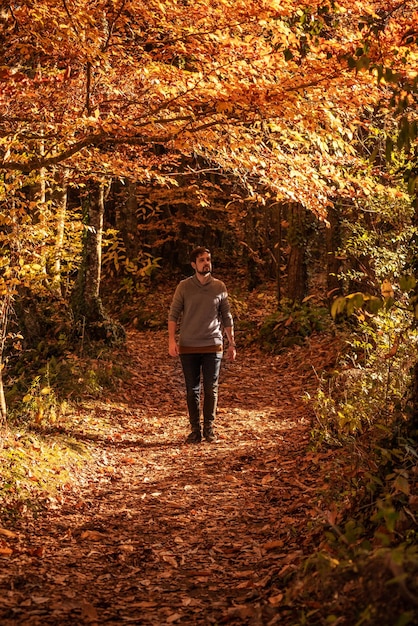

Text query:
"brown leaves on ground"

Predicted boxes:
[[0, 329, 347, 625]]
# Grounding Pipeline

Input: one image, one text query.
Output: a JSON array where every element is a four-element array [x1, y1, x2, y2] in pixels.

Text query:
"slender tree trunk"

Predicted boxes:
[[243, 203, 262, 291], [71, 181, 125, 344], [52, 169, 68, 296], [85, 183, 104, 304], [73, 182, 104, 318], [111, 179, 138, 266], [122, 180, 138, 259], [410, 193, 418, 432], [0, 295, 11, 427], [286, 202, 308, 303], [0, 369, 6, 428], [275, 202, 283, 302], [325, 205, 343, 300]]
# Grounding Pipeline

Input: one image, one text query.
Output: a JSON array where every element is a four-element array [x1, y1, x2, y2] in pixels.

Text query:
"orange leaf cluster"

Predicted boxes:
[[0, 0, 416, 215]]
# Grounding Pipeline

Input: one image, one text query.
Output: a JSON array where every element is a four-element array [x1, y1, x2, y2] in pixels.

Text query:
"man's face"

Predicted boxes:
[[192, 252, 212, 276]]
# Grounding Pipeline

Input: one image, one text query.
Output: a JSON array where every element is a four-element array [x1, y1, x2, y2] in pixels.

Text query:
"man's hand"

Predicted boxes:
[[169, 340, 179, 357], [227, 345, 237, 361]]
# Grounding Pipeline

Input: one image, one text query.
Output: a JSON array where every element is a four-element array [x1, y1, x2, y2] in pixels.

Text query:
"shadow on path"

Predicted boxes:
[[0, 329, 326, 626]]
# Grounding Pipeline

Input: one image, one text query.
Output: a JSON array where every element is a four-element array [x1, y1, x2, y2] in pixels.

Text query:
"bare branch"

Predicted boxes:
[[62, 0, 79, 36]]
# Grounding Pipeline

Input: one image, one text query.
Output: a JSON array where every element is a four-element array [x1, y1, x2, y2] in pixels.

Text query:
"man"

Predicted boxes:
[[168, 247, 236, 443]]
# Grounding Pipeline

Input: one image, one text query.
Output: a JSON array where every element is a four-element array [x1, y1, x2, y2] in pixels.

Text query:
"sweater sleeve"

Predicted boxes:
[[168, 283, 184, 323], [219, 282, 234, 329]]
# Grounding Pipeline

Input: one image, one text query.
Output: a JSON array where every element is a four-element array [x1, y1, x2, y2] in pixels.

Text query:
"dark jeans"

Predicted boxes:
[[180, 352, 223, 432]]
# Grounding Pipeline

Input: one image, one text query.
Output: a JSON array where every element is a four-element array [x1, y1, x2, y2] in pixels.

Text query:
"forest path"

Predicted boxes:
[[0, 329, 338, 625]]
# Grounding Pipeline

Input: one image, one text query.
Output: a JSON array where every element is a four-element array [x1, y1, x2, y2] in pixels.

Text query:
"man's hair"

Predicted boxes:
[[190, 247, 211, 263]]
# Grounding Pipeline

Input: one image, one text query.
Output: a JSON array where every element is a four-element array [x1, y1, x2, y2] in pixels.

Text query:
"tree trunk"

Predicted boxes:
[[243, 203, 263, 291], [0, 368, 6, 428], [286, 203, 308, 303], [325, 205, 343, 300], [409, 193, 418, 434], [119, 179, 138, 260], [85, 183, 104, 304], [274, 202, 283, 302], [0, 295, 11, 427], [52, 169, 68, 296], [71, 181, 125, 344]]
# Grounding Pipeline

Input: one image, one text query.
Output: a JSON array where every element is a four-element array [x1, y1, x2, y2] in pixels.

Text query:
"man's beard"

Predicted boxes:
[[197, 266, 211, 276]]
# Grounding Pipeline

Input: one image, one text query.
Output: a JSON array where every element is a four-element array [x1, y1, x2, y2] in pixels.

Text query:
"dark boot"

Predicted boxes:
[[185, 423, 202, 444], [203, 423, 216, 442]]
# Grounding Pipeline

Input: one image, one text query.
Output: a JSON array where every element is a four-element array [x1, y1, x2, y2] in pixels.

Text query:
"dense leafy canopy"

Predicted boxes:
[[1, 0, 416, 216]]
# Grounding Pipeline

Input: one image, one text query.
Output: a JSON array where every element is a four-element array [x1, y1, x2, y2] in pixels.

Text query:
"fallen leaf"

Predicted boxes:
[[31, 596, 50, 604], [235, 570, 255, 578], [184, 569, 213, 577], [120, 456, 136, 464], [81, 601, 98, 621], [80, 530, 106, 541], [269, 592, 284, 605], [162, 554, 178, 568], [27, 545, 45, 558], [263, 539, 284, 550], [0, 528, 18, 538]]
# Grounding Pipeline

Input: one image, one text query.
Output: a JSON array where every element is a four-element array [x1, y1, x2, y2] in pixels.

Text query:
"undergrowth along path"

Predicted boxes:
[[0, 329, 338, 625]]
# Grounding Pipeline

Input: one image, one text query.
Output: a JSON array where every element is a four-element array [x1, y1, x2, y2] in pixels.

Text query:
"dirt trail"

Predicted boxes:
[[0, 329, 336, 625]]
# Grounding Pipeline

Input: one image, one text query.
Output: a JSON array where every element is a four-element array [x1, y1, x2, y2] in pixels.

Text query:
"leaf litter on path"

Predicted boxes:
[[0, 328, 341, 625]]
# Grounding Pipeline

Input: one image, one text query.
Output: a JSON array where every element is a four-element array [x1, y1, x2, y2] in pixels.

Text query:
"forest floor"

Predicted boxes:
[[0, 328, 411, 625]]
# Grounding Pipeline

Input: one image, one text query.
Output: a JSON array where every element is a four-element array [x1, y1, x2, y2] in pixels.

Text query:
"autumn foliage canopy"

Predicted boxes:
[[0, 0, 416, 218]]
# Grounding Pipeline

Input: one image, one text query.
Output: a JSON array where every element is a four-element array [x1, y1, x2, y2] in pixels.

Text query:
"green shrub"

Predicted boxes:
[[258, 299, 330, 353]]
